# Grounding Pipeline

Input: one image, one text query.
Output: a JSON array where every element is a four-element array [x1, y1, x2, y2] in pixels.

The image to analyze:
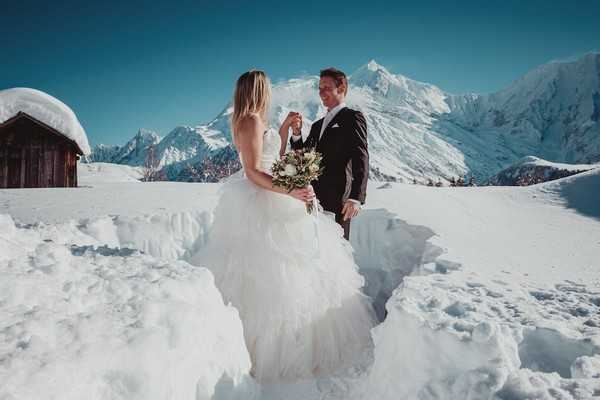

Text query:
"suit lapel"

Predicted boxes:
[[311, 119, 324, 148], [319, 107, 346, 145]]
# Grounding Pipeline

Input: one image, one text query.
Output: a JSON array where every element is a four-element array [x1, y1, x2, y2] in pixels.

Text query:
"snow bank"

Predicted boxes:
[[0, 214, 255, 400], [90, 211, 212, 261], [355, 276, 519, 400], [0, 87, 91, 155], [354, 270, 600, 399], [348, 176, 600, 399], [540, 167, 600, 220]]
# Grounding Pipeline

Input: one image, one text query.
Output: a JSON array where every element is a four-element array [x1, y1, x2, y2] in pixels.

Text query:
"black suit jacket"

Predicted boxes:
[[290, 107, 369, 215]]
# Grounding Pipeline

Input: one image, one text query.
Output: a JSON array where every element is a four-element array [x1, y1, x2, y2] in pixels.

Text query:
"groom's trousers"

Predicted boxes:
[[334, 213, 351, 241]]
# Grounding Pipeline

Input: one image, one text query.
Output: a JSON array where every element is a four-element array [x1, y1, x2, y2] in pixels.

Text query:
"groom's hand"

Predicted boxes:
[[342, 200, 361, 221]]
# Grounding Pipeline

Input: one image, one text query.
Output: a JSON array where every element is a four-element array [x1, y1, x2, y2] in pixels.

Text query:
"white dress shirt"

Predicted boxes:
[[319, 102, 346, 140]]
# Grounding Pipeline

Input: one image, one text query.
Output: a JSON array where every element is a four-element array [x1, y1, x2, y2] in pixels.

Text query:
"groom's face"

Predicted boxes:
[[319, 76, 346, 110]]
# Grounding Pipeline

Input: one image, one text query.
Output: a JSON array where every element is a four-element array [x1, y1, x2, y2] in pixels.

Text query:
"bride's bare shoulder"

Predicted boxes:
[[235, 114, 265, 150], [238, 113, 264, 134]]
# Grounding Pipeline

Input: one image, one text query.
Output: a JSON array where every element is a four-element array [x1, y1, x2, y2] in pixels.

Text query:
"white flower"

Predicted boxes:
[[309, 163, 319, 173], [284, 164, 298, 176], [303, 152, 315, 161]]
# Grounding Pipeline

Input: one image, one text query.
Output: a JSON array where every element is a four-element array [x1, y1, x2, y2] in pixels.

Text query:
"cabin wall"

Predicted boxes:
[[0, 117, 80, 188]]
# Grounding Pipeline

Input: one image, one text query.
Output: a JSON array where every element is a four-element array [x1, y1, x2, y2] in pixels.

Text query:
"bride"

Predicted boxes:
[[191, 70, 376, 383]]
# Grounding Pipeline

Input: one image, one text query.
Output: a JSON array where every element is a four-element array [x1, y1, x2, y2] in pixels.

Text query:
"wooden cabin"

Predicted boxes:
[[0, 112, 83, 188]]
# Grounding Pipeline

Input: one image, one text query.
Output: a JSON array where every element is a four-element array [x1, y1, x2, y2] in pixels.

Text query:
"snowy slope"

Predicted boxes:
[[486, 156, 599, 185], [0, 87, 91, 155], [78, 162, 145, 184], [1, 166, 599, 399]]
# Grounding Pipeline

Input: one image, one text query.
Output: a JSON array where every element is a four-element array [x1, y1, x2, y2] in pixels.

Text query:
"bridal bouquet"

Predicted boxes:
[[272, 148, 323, 214]]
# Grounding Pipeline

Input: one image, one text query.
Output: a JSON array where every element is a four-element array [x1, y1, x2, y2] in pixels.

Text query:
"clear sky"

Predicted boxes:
[[1, 0, 599, 146]]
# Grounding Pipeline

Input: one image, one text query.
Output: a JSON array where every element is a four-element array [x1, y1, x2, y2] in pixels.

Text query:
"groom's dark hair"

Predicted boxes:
[[320, 68, 348, 95]]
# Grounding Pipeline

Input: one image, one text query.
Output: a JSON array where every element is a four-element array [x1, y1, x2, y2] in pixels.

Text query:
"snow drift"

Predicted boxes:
[[0, 214, 254, 400]]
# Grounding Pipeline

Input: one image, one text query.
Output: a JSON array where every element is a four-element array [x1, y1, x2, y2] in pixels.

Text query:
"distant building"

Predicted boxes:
[[0, 112, 84, 188]]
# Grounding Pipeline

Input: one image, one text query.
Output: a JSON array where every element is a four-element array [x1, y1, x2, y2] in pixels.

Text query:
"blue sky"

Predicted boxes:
[[1, 0, 599, 146]]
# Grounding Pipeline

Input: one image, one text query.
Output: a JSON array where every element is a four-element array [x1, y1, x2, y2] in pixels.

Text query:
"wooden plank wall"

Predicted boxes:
[[0, 117, 79, 188]]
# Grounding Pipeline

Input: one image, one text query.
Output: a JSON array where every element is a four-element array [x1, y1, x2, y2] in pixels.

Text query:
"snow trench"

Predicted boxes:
[[349, 208, 444, 321], [2, 208, 599, 399]]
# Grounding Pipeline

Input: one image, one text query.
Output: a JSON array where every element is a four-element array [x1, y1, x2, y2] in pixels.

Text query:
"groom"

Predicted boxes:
[[287, 67, 369, 240]]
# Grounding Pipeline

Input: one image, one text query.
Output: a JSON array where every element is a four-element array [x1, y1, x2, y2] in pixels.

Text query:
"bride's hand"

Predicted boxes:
[[282, 112, 301, 131], [289, 185, 315, 202]]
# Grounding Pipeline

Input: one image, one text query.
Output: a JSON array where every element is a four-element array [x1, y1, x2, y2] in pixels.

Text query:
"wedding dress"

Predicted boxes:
[[191, 128, 376, 382]]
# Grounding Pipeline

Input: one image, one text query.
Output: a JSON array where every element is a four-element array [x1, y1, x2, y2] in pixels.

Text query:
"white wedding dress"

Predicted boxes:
[[191, 128, 376, 383]]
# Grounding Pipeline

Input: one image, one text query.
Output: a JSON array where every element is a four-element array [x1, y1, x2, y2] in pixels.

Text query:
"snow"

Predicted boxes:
[[512, 156, 598, 172], [0, 182, 219, 225], [0, 213, 255, 399], [0, 88, 91, 155], [1, 166, 599, 399], [447, 53, 600, 166], [351, 169, 600, 399], [486, 156, 600, 186], [78, 162, 145, 184], [487, 156, 600, 186]]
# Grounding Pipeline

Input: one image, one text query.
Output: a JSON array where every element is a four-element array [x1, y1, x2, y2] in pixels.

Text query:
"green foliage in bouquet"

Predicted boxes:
[[272, 148, 323, 214]]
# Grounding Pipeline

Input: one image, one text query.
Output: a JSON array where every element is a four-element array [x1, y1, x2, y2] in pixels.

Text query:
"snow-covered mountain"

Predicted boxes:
[[86, 125, 232, 180], [86, 53, 600, 183], [84, 128, 161, 165], [446, 52, 600, 166], [485, 156, 597, 186], [153, 125, 230, 179]]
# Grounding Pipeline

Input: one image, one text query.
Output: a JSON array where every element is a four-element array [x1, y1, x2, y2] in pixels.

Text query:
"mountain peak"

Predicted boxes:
[[356, 59, 392, 76], [350, 60, 396, 92], [135, 128, 160, 141], [367, 59, 383, 71]]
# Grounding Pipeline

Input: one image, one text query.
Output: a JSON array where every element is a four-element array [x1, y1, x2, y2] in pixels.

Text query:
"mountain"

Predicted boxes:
[[86, 53, 600, 183], [84, 129, 161, 165], [152, 125, 230, 179], [446, 52, 600, 165], [485, 156, 597, 186], [86, 125, 232, 181]]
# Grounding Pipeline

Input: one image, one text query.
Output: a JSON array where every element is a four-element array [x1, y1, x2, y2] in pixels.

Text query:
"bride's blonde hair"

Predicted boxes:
[[231, 70, 271, 136]]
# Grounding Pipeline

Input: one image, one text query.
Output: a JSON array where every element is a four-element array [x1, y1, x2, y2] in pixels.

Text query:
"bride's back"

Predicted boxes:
[[233, 114, 280, 174]]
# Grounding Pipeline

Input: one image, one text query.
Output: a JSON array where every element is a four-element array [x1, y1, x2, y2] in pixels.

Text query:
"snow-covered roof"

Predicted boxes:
[[0, 88, 91, 155]]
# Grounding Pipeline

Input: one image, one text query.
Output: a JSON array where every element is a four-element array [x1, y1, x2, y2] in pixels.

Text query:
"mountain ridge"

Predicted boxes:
[[85, 53, 600, 183]]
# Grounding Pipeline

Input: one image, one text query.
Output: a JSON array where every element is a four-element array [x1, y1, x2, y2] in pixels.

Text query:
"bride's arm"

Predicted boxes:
[[237, 115, 314, 202], [278, 112, 301, 157]]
